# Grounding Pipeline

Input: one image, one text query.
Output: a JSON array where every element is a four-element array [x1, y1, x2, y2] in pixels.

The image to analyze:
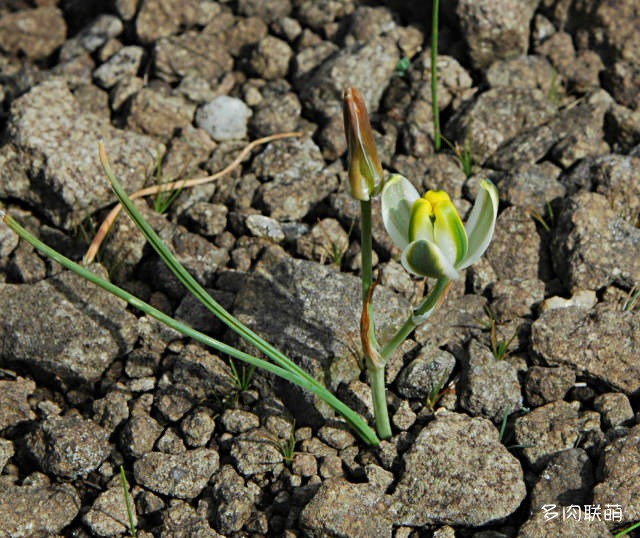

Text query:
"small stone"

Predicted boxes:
[[237, 0, 292, 22], [196, 96, 252, 141], [230, 430, 284, 477], [211, 465, 257, 534], [457, 340, 523, 423], [0, 439, 14, 472], [593, 393, 635, 430], [220, 409, 260, 434], [83, 486, 138, 537], [524, 366, 576, 407], [59, 14, 123, 61], [319, 454, 344, 479], [0, 377, 36, 430], [120, 414, 163, 458], [490, 278, 545, 321], [250, 35, 293, 80], [457, 0, 538, 69], [296, 218, 349, 264], [593, 425, 640, 526], [390, 411, 526, 526], [539, 289, 597, 313], [181, 408, 216, 447], [154, 386, 194, 422], [245, 214, 285, 242], [317, 426, 355, 450], [172, 344, 236, 401], [396, 345, 456, 400], [93, 45, 144, 89], [0, 482, 80, 536], [392, 400, 417, 431], [292, 453, 317, 477], [0, 7, 66, 60], [514, 401, 601, 470], [180, 202, 228, 238], [532, 305, 640, 395], [92, 390, 131, 433], [156, 428, 185, 455], [530, 448, 594, 511], [127, 88, 195, 139], [27, 413, 110, 479], [134, 448, 219, 499], [300, 478, 393, 538]]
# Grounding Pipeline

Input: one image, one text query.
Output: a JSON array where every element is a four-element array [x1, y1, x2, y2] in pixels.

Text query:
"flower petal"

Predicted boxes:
[[409, 197, 434, 243], [431, 196, 468, 266], [401, 239, 460, 280], [381, 174, 420, 250], [458, 179, 499, 270]]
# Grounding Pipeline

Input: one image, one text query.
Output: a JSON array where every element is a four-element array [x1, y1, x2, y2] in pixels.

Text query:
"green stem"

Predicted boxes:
[[431, 0, 441, 151], [359, 199, 391, 438], [360, 200, 373, 305], [381, 277, 449, 361], [1, 211, 380, 446], [368, 360, 392, 440]]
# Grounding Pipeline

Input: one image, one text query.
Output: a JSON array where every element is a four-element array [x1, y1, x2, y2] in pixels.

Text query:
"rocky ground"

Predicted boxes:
[[0, 0, 639, 536]]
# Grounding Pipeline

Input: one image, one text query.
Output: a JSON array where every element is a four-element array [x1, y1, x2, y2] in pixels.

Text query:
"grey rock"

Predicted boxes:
[[593, 424, 640, 526], [246, 214, 285, 242], [486, 206, 543, 281], [181, 408, 215, 447], [457, 0, 538, 69], [514, 401, 601, 470], [0, 269, 137, 384], [127, 88, 195, 139], [458, 340, 523, 423], [606, 103, 640, 152], [211, 465, 258, 533], [27, 413, 110, 479], [154, 31, 233, 84], [524, 366, 576, 407], [161, 499, 224, 537], [300, 478, 393, 538], [136, 0, 208, 44], [349, 6, 397, 42], [390, 411, 526, 526], [530, 448, 595, 511], [539, 289, 598, 313], [195, 96, 252, 141], [446, 88, 555, 165], [110, 75, 145, 111], [488, 91, 611, 170], [317, 426, 355, 450], [413, 292, 487, 352], [220, 409, 260, 433], [561, 154, 640, 221], [180, 202, 228, 238], [249, 88, 302, 137], [392, 400, 417, 431], [486, 55, 555, 91], [238, 0, 292, 22], [83, 486, 138, 537], [0, 7, 66, 60], [93, 390, 131, 433], [604, 59, 640, 110], [296, 218, 349, 264], [0, 79, 160, 229], [120, 414, 163, 458], [593, 393, 635, 430], [293, 40, 339, 82], [231, 247, 409, 424], [134, 448, 219, 499], [500, 161, 565, 212], [222, 15, 268, 57], [252, 136, 338, 220], [518, 508, 611, 537], [531, 308, 640, 394], [250, 35, 293, 80], [299, 36, 399, 121], [171, 344, 236, 401], [60, 14, 123, 61], [154, 385, 194, 422], [396, 345, 456, 400], [229, 429, 284, 476], [0, 482, 80, 537], [93, 45, 144, 89], [0, 438, 14, 472], [491, 278, 546, 321], [0, 377, 35, 430]]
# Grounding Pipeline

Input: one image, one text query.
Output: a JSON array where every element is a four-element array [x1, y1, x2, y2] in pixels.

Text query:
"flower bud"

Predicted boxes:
[[343, 87, 384, 201]]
